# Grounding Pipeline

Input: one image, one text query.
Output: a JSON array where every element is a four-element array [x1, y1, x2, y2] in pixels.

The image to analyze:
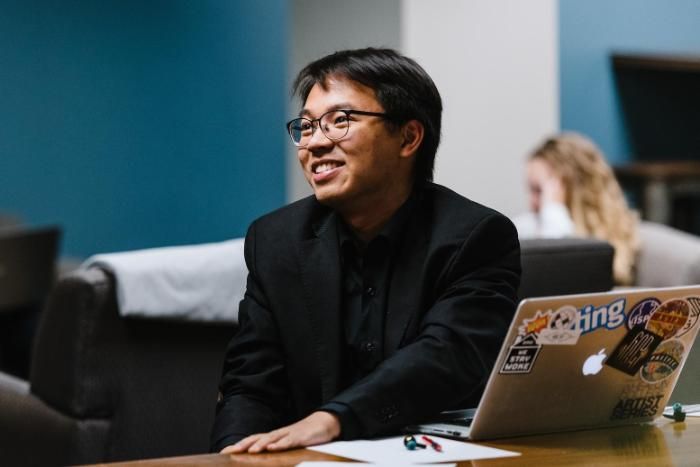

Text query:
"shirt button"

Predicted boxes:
[[363, 341, 376, 352], [366, 286, 376, 297]]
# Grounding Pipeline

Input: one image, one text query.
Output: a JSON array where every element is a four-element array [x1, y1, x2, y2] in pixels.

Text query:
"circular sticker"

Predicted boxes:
[[627, 297, 660, 330], [621, 377, 672, 400], [641, 340, 684, 383], [645, 298, 689, 340], [550, 305, 578, 330], [677, 296, 700, 338]]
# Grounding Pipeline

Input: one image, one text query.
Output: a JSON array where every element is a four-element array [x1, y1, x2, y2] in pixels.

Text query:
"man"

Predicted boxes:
[[211, 48, 521, 453]]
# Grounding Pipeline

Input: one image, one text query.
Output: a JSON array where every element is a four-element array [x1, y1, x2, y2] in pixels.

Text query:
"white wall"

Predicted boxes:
[[289, 0, 558, 216], [288, 0, 402, 201], [402, 0, 558, 216]]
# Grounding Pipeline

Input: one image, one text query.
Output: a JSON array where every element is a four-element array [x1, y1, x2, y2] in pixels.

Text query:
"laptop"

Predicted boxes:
[[0, 226, 61, 310], [406, 285, 700, 440]]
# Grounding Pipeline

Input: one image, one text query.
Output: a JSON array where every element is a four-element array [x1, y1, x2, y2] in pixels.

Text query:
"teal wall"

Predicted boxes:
[[0, 0, 288, 257], [559, 0, 700, 164]]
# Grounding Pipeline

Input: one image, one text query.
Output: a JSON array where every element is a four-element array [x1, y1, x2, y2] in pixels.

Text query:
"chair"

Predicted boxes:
[[519, 237, 614, 299], [636, 220, 700, 287], [0, 267, 235, 466], [0, 226, 61, 378], [0, 238, 614, 466]]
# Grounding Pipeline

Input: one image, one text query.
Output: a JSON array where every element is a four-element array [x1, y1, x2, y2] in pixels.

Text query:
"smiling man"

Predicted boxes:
[[211, 48, 521, 453]]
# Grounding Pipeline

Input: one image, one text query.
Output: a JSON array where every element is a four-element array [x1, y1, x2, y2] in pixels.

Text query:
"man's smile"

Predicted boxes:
[[310, 159, 345, 183]]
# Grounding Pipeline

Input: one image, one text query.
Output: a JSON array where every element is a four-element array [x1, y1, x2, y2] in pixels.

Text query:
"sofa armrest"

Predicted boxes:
[[0, 372, 109, 466], [637, 221, 700, 287], [30, 268, 113, 418], [27, 267, 237, 461]]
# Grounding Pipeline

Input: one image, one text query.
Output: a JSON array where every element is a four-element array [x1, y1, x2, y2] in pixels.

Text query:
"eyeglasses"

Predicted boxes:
[[286, 109, 389, 147]]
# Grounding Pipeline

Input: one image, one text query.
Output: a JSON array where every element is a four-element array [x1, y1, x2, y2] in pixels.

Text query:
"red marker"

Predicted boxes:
[[421, 435, 443, 452]]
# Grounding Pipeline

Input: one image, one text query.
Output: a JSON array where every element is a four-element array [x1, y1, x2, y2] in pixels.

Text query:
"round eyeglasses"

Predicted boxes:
[[286, 109, 389, 147]]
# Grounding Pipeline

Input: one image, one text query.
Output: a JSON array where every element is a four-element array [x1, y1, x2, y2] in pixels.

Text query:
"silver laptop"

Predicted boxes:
[[406, 285, 700, 440]]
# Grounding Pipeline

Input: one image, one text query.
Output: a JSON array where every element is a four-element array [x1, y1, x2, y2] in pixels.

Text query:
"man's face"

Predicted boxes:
[[298, 77, 410, 212]]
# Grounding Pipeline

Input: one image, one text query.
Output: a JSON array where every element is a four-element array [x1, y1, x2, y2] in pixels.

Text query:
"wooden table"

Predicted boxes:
[[90, 418, 700, 466]]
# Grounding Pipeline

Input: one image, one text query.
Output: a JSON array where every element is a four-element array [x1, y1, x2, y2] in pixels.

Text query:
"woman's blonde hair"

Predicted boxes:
[[530, 132, 640, 285]]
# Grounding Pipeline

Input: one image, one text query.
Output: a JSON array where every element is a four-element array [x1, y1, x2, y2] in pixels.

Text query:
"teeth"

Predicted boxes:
[[314, 162, 339, 174]]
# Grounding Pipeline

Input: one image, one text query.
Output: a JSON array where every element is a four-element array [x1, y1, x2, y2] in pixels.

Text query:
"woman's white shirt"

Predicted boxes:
[[511, 202, 575, 238]]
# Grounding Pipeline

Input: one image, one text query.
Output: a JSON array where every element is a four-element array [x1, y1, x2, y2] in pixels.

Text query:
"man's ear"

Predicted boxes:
[[399, 120, 424, 158]]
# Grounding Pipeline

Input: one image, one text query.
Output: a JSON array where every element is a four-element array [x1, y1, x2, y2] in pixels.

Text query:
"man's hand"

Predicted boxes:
[[220, 411, 341, 454]]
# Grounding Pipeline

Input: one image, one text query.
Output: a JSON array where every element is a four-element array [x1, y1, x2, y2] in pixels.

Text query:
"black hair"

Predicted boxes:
[[292, 47, 442, 184]]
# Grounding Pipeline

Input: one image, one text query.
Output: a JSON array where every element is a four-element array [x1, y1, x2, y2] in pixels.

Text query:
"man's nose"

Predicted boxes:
[[305, 125, 333, 152]]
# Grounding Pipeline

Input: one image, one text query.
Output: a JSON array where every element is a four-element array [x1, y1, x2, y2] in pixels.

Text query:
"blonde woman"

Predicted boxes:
[[513, 132, 640, 285]]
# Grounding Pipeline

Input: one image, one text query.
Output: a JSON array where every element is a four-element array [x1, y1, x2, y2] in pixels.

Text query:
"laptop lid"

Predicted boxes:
[[0, 226, 61, 310], [467, 285, 700, 440]]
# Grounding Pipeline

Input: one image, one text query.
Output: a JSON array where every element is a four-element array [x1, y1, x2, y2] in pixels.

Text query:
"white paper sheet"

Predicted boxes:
[[308, 435, 520, 464], [296, 463, 455, 467]]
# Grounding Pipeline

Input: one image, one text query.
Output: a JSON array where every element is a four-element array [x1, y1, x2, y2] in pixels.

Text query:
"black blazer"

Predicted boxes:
[[211, 183, 521, 450]]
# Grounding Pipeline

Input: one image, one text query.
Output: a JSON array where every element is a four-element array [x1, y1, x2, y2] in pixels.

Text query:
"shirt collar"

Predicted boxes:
[[336, 191, 418, 255]]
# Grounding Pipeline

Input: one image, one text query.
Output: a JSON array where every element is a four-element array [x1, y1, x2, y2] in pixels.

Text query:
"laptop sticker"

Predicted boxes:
[[619, 376, 672, 400], [610, 394, 664, 420], [640, 339, 685, 383], [645, 299, 689, 340], [518, 299, 626, 348], [677, 296, 700, 338], [605, 327, 663, 376], [578, 298, 626, 335], [499, 333, 541, 374], [626, 297, 661, 330], [537, 305, 581, 345], [518, 310, 550, 337]]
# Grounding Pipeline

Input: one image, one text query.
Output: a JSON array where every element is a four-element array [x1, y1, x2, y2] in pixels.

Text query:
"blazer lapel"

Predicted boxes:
[[385, 209, 429, 355], [299, 213, 344, 402]]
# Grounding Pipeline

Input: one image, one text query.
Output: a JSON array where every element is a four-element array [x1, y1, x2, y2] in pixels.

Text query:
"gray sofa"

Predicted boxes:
[[0, 238, 614, 466], [636, 220, 700, 287]]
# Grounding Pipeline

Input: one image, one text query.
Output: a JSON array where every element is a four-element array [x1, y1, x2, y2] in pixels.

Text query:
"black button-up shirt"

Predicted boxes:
[[339, 227, 390, 385], [321, 193, 416, 438]]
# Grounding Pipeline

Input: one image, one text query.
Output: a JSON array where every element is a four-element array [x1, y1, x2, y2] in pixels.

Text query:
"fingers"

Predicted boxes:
[[249, 430, 287, 453], [223, 430, 290, 454], [266, 434, 295, 451], [220, 444, 240, 454], [221, 433, 264, 453], [220, 412, 340, 455]]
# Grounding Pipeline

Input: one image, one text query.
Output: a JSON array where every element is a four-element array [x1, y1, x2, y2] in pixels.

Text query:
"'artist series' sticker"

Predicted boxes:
[[611, 395, 663, 420], [605, 327, 663, 376], [626, 297, 660, 330], [640, 340, 685, 383], [678, 296, 700, 338], [500, 334, 541, 374], [645, 299, 690, 340]]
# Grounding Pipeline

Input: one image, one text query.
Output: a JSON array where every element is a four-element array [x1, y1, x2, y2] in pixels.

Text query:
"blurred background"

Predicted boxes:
[[1, 0, 699, 260]]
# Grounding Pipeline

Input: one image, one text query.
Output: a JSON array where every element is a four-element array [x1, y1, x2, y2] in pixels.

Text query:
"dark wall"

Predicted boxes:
[[0, 0, 288, 257], [559, 0, 700, 164]]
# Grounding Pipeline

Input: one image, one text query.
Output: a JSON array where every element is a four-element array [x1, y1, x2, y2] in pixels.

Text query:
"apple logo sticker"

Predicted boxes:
[[583, 348, 607, 375]]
